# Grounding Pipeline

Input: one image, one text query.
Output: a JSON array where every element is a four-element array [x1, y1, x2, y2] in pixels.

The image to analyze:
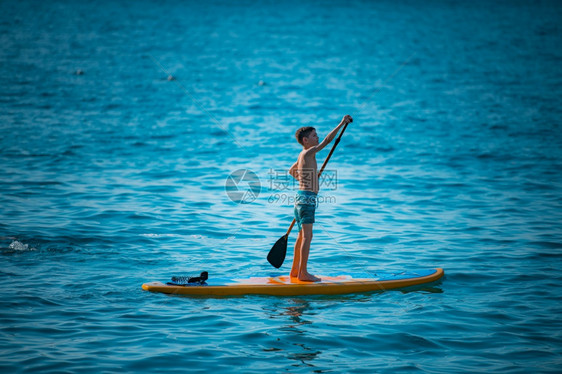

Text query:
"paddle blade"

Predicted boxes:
[[267, 235, 288, 268]]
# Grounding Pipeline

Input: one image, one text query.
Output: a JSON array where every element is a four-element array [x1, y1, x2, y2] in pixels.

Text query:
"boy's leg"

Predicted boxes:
[[298, 223, 320, 282], [290, 230, 303, 278]]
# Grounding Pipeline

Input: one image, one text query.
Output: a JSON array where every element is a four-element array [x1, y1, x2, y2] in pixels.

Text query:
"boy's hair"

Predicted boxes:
[[295, 126, 315, 145]]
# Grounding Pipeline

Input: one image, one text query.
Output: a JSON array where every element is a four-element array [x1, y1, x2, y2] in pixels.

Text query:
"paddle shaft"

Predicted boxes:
[[283, 122, 350, 237]]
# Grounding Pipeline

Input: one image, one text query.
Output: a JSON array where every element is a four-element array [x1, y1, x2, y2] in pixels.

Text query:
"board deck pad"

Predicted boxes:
[[142, 268, 444, 296]]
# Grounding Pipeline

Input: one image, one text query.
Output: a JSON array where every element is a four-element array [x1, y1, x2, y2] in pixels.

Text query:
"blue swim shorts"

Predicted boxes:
[[294, 190, 318, 232]]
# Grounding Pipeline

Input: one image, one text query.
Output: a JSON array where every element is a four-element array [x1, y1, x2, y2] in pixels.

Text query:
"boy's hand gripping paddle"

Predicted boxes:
[[267, 121, 351, 268]]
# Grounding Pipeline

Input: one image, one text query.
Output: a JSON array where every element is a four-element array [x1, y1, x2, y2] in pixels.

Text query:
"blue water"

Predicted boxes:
[[1, 0, 562, 372]]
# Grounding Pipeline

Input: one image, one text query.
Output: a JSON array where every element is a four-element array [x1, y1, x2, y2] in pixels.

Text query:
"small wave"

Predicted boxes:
[[139, 234, 210, 240], [140, 233, 182, 238], [189, 234, 207, 239], [8, 240, 36, 251]]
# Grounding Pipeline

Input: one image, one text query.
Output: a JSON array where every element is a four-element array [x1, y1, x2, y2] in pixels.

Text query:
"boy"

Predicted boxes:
[[288, 115, 353, 281]]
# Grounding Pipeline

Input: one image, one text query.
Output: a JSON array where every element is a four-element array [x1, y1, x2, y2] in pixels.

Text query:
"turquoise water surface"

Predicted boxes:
[[1, 0, 561, 372]]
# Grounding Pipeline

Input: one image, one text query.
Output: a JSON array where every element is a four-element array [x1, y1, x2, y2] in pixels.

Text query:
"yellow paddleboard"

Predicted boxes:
[[142, 268, 444, 297]]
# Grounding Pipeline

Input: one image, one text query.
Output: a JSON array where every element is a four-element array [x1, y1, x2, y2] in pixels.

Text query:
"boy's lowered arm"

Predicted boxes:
[[288, 161, 299, 179]]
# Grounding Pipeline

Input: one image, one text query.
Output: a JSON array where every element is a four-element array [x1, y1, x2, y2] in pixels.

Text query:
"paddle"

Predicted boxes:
[[267, 121, 351, 268]]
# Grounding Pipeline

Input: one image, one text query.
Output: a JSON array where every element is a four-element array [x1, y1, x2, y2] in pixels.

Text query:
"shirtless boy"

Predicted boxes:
[[288, 115, 353, 282]]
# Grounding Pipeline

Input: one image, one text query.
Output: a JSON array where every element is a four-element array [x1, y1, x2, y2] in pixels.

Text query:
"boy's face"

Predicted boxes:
[[303, 130, 319, 146]]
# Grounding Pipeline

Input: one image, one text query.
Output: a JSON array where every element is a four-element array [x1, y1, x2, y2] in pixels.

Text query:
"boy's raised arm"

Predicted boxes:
[[308, 115, 353, 154]]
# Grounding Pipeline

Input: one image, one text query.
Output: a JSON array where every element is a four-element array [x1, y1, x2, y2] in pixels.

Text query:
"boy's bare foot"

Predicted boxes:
[[289, 270, 299, 278], [298, 273, 321, 282]]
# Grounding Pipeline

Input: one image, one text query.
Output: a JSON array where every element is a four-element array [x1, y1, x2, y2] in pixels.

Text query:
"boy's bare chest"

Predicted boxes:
[[299, 155, 317, 171]]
